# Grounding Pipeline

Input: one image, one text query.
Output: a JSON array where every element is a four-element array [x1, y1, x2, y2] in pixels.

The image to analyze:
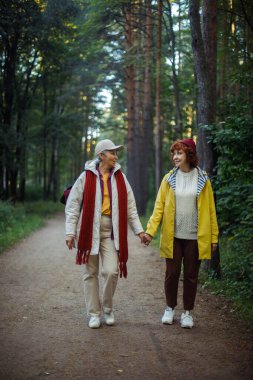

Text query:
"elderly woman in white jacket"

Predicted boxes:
[[65, 139, 144, 329]]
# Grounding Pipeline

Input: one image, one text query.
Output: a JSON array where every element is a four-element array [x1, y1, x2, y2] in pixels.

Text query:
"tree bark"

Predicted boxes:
[[142, 0, 153, 212], [189, 0, 219, 274], [124, 1, 153, 214], [124, 3, 139, 202], [167, 0, 182, 138], [16, 51, 38, 201], [132, 0, 143, 212], [1, 32, 19, 199], [154, 0, 162, 193], [189, 0, 217, 175], [219, 0, 228, 111], [46, 101, 62, 201], [42, 70, 48, 200]]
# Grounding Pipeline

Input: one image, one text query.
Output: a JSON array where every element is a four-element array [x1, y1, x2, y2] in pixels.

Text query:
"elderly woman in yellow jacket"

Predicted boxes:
[[144, 139, 218, 328]]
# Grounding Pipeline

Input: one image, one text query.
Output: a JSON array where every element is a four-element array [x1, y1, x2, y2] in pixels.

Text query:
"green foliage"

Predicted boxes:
[[205, 238, 252, 298], [0, 201, 21, 235], [200, 237, 253, 324], [25, 185, 44, 201], [24, 201, 63, 216], [210, 103, 253, 238], [200, 98, 253, 323], [0, 201, 62, 253]]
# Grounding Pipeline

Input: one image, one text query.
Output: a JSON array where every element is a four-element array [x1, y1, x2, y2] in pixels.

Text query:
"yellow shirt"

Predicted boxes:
[[102, 173, 111, 216]]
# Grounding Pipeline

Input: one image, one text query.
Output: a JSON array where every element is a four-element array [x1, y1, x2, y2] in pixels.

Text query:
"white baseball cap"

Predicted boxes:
[[95, 139, 124, 156]]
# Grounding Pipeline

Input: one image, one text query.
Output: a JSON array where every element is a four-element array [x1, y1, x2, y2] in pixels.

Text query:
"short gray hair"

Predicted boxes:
[[95, 150, 106, 164]]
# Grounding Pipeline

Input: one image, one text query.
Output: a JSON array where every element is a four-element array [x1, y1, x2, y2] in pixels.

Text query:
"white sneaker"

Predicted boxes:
[[161, 307, 174, 324], [89, 316, 101, 329], [180, 311, 194, 328], [104, 312, 115, 326]]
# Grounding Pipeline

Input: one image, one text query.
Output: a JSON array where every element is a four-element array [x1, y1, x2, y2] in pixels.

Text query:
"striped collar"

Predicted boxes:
[[167, 166, 208, 197]]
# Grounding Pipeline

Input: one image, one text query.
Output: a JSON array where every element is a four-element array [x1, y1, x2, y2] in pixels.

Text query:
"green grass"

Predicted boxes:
[[0, 201, 63, 253], [199, 237, 253, 325], [199, 270, 253, 325]]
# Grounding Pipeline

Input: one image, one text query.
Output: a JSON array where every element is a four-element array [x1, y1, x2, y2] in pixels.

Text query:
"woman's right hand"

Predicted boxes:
[[143, 233, 153, 246], [66, 236, 75, 250]]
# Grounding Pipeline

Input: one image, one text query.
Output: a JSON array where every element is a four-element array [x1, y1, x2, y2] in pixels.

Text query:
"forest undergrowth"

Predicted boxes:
[[0, 201, 63, 253]]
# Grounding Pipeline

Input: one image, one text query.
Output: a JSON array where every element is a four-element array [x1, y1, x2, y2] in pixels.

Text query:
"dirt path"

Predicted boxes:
[[0, 214, 252, 380]]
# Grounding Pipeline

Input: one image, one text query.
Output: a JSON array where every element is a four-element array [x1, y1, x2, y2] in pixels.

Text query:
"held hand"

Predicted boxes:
[[143, 233, 153, 246], [66, 236, 75, 250], [138, 232, 145, 244]]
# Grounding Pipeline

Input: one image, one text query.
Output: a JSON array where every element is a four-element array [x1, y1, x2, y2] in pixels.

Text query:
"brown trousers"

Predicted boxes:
[[165, 238, 201, 311]]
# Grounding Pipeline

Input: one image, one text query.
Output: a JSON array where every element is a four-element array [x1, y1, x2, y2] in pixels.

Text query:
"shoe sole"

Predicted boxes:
[[105, 318, 115, 326], [162, 319, 174, 325], [89, 321, 101, 329], [180, 324, 193, 329]]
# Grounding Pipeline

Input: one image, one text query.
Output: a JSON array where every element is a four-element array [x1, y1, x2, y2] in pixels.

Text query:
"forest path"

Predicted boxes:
[[0, 214, 252, 380]]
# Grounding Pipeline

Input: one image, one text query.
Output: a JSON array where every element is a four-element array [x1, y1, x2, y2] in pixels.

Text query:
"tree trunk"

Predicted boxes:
[[46, 100, 62, 201], [1, 33, 19, 199], [154, 0, 162, 193], [47, 130, 59, 202], [52, 136, 59, 202], [167, 0, 182, 138], [124, 1, 152, 215], [189, 0, 219, 274], [132, 0, 144, 213], [124, 4, 137, 197], [83, 94, 91, 166], [16, 51, 38, 201], [142, 0, 153, 212], [202, 0, 217, 119], [42, 70, 48, 200], [219, 0, 228, 112], [189, 0, 217, 175]]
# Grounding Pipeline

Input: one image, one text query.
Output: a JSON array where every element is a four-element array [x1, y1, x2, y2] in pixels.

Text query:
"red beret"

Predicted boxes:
[[179, 138, 196, 151]]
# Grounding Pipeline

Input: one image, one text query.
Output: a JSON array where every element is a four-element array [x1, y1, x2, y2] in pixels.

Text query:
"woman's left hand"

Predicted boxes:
[[211, 243, 218, 254], [138, 232, 145, 243], [66, 236, 75, 250]]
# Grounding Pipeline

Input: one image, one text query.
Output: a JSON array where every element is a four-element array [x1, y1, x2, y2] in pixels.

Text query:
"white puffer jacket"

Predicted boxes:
[[65, 160, 143, 255]]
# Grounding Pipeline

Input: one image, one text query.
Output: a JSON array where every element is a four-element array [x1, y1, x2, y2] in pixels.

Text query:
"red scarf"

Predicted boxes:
[[76, 170, 128, 278]]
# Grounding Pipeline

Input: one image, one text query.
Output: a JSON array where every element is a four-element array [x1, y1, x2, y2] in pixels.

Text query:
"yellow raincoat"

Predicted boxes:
[[146, 168, 219, 260]]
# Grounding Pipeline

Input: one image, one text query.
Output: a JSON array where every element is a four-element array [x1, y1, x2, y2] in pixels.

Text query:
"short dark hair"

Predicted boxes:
[[170, 141, 199, 168]]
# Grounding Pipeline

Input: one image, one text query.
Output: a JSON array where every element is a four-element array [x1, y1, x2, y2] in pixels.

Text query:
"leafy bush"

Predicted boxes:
[[211, 106, 253, 240], [200, 101, 253, 322], [0, 201, 15, 233]]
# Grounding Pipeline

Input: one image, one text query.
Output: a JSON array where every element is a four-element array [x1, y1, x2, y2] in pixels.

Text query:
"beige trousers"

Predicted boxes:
[[83, 215, 119, 316]]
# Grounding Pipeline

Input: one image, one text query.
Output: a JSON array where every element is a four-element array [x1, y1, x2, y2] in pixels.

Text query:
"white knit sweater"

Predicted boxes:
[[174, 168, 198, 240]]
